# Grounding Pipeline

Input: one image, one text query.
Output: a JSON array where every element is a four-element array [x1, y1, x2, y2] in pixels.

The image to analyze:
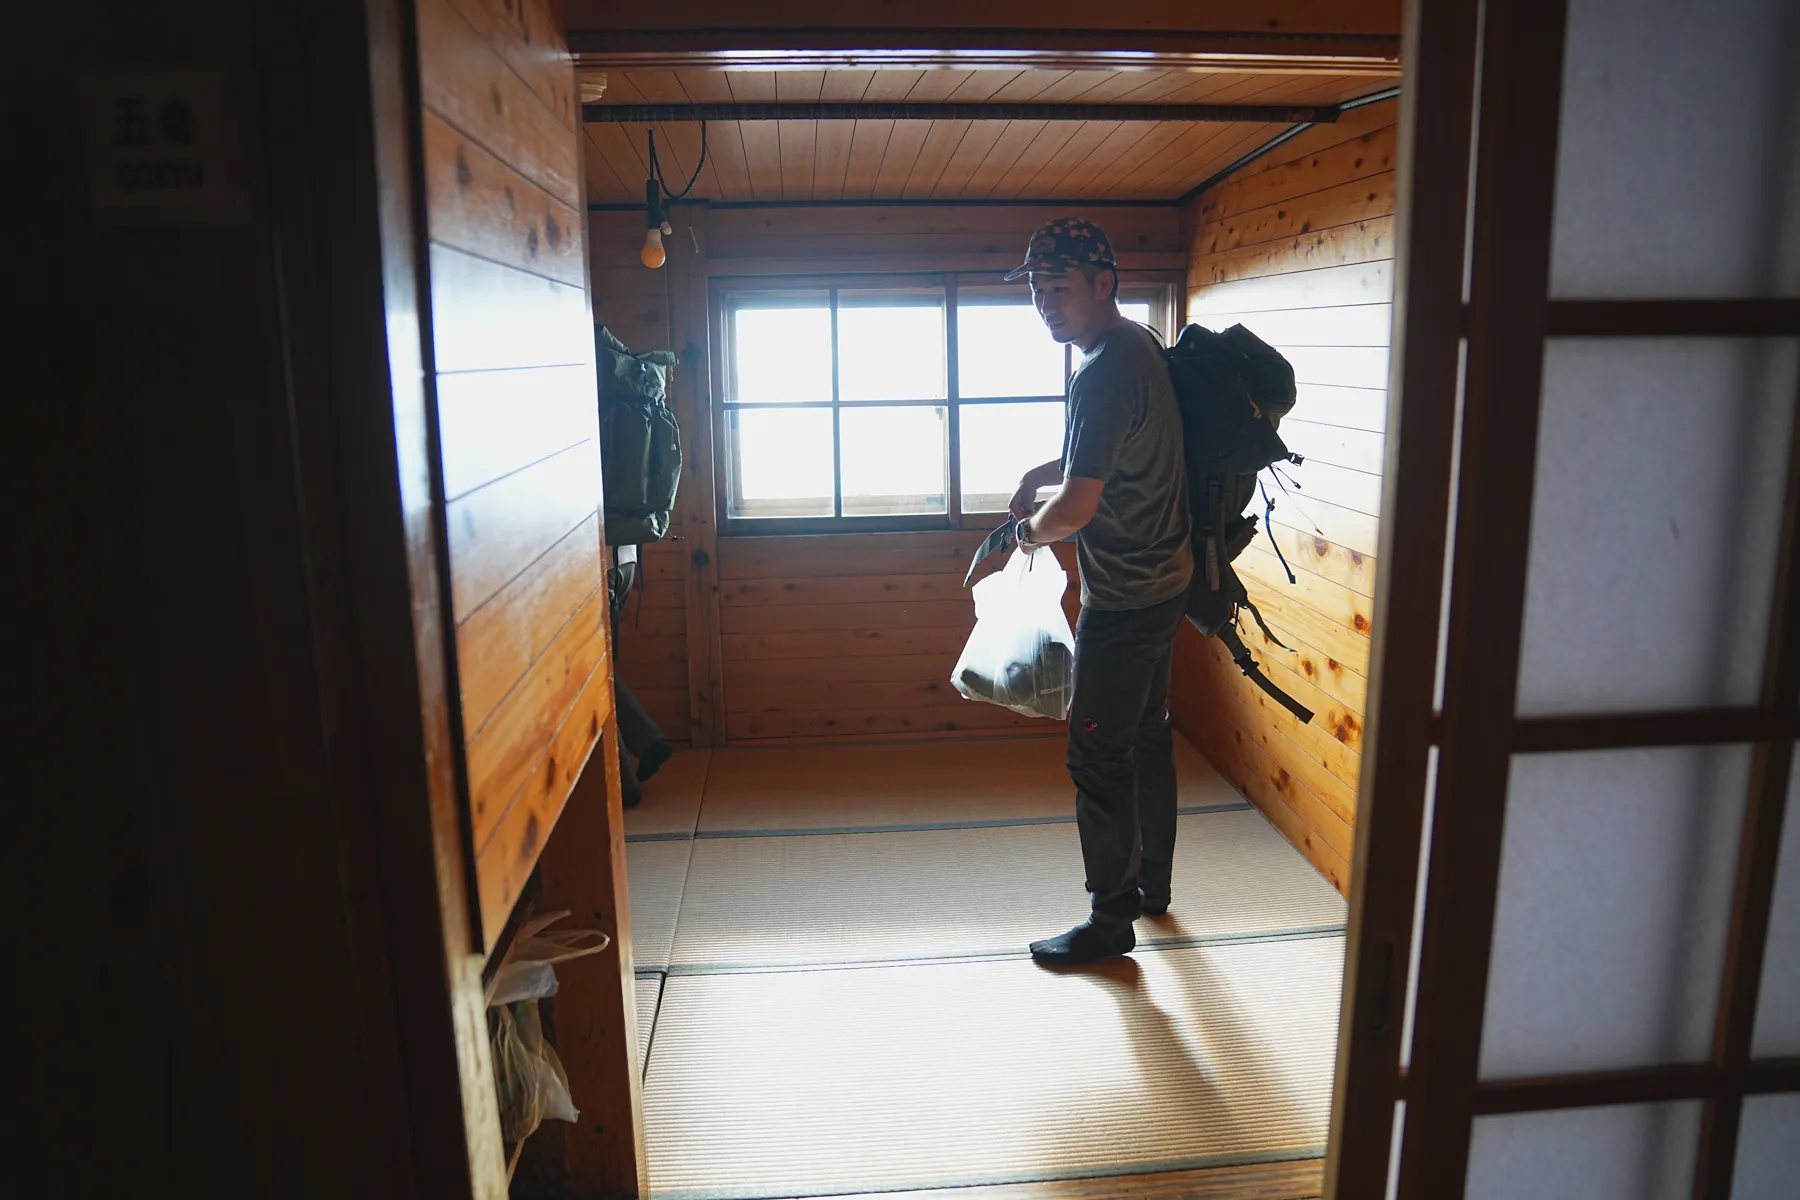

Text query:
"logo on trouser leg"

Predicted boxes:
[[1081, 716, 1099, 732]]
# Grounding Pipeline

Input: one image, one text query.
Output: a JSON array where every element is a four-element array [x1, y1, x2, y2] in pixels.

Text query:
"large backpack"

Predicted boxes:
[[595, 326, 682, 547], [1164, 323, 1316, 724]]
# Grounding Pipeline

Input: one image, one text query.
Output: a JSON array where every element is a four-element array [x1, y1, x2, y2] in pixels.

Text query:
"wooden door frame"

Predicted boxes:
[[1327, 1, 1800, 1196]]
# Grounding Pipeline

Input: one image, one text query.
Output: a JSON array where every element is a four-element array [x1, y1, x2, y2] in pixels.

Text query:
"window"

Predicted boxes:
[[718, 276, 1172, 533]]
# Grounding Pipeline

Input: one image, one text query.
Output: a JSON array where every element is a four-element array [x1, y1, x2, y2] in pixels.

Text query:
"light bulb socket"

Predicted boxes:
[[644, 177, 665, 229]]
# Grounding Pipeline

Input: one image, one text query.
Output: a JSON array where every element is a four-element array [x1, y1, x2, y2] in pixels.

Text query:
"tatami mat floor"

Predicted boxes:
[[621, 735, 1344, 1200]]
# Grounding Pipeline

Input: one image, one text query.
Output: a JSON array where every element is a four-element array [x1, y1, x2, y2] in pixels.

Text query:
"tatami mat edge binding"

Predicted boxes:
[[667, 807, 1346, 972], [627, 838, 694, 973], [634, 973, 662, 1070], [660, 924, 1347, 978], [672, 799, 1249, 841], [692, 735, 1236, 836], [643, 937, 1344, 1200], [838, 1156, 1325, 1199]]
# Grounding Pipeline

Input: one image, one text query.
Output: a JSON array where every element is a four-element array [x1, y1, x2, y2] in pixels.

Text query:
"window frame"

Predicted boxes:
[[710, 271, 1177, 537]]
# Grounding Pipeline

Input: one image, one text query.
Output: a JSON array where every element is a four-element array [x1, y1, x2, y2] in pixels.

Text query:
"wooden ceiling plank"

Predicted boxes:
[[666, 72, 734, 200], [1110, 68, 1226, 105], [671, 69, 733, 102], [1040, 119, 1163, 198], [615, 73, 717, 202], [904, 69, 977, 102], [1122, 72, 1330, 198], [1085, 120, 1210, 200], [582, 126, 635, 202], [773, 71, 823, 202], [960, 118, 1047, 198], [773, 70, 826, 101], [812, 119, 856, 200], [777, 119, 817, 201], [1012, 119, 1123, 197], [724, 70, 777, 102], [818, 69, 876, 101], [701, 119, 755, 201], [1067, 68, 1173, 103], [871, 119, 932, 198], [585, 118, 650, 184], [1138, 120, 1279, 200], [899, 118, 974, 199], [982, 119, 1084, 199], [859, 70, 927, 101], [1032, 67, 1261, 200], [943, 69, 1029, 102], [1151, 70, 1268, 105], [1024, 69, 1125, 103], [986, 70, 1074, 102], [929, 119, 1011, 199], [735, 114, 782, 201], [841, 118, 895, 199]]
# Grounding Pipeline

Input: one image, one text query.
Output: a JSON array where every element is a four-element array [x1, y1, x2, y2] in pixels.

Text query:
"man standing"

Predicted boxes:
[[1004, 218, 1193, 966]]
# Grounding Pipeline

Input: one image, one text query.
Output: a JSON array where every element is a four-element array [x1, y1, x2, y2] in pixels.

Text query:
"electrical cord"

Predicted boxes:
[[648, 121, 708, 201]]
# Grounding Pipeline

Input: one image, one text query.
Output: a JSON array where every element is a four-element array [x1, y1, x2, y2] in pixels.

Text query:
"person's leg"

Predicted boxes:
[[1031, 594, 1181, 964], [614, 678, 661, 757], [614, 677, 672, 783], [1134, 604, 1186, 915], [618, 738, 643, 809]]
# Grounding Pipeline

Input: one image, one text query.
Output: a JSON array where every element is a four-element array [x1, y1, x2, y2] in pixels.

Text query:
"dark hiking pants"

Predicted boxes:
[[1067, 590, 1187, 935], [615, 677, 664, 799]]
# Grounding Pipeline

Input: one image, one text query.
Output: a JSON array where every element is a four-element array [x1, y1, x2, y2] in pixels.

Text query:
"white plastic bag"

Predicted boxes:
[[485, 910, 611, 1160], [952, 546, 1076, 720]]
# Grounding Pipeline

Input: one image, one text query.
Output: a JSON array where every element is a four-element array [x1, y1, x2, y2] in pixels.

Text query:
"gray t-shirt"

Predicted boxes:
[[1061, 323, 1194, 611]]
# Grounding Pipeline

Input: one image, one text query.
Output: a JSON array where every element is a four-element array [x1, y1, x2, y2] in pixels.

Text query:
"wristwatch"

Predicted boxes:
[[1015, 514, 1040, 549]]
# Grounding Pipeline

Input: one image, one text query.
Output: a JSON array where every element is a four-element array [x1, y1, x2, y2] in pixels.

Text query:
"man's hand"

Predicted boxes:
[[1009, 459, 1064, 519]]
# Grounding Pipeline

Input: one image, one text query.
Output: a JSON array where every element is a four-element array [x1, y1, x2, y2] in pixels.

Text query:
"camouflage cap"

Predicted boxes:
[[1003, 217, 1117, 281]]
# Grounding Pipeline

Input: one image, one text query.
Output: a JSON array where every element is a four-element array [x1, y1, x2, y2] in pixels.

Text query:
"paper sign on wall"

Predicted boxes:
[[78, 70, 250, 223]]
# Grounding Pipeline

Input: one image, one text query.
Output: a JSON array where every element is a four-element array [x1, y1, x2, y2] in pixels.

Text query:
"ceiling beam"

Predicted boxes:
[[583, 101, 1344, 124], [566, 30, 1400, 73]]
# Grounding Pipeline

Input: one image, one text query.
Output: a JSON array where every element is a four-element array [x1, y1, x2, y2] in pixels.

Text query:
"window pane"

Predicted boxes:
[[729, 407, 834, 518], [959, 401, 1066, 514], [839, 294, 946, 402], [732, 304, 832, 403], [958, 303, 1066, 398], [1120, 300, 1153, 329], [841, 406, 946, 517]]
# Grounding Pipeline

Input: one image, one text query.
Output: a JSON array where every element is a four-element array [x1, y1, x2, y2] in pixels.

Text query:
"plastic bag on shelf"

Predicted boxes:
[[492, 997, 578, 1144], [486, 909, 610, 1007], [486, 911, 610, 1152], [952, 546, 1076, 721]]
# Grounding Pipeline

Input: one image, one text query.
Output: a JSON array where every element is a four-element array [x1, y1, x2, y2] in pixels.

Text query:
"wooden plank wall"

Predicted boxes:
[[718, 533, 1080, 741], [1169, 100, 1398, 895], [417, 0, 613, 949], [588, 203, 1182, 745]]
